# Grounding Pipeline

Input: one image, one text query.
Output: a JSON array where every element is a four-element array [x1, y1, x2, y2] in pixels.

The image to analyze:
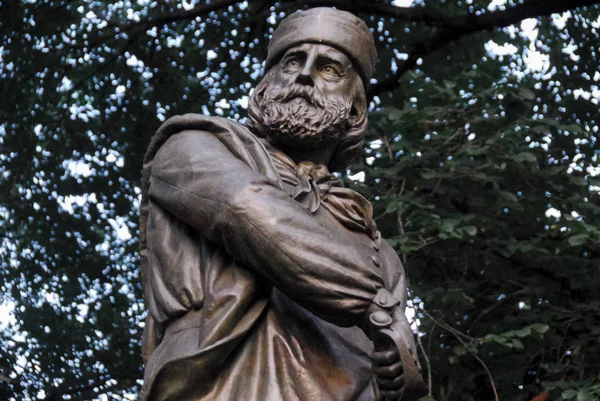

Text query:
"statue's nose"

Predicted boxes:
[[295, 52, 316, 87], [295, 64, 315, 87]]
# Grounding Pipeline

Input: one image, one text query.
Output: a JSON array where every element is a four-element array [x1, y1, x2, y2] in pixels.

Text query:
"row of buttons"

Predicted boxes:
[[370, 230, 381, 267], [370, 230, 401, 310]]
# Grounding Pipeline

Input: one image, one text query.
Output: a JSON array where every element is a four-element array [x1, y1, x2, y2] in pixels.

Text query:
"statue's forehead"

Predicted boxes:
[[282, 43, 351, 65]]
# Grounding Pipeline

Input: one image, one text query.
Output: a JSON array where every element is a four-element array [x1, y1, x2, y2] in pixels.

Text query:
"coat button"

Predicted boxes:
[[371, 254, 381, 267], [371, 230, 381, 251]]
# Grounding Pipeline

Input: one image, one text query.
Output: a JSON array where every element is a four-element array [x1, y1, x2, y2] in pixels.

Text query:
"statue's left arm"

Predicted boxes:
[[373, 243, 427, 400], [147, 129, 394, 332]]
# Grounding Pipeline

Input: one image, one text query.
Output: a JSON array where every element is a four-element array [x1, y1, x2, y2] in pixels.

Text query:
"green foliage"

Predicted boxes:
[[350, 8, 600, 398], [1, 0, 599, 400]]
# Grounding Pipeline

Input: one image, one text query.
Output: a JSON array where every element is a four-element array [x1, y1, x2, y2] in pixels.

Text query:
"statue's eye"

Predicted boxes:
[[320, 65, 341, 81], [284, 59, 302, 71]]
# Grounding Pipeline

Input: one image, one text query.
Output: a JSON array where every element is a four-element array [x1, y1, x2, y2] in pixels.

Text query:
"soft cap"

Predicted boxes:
[[265, 7, 377, 88]]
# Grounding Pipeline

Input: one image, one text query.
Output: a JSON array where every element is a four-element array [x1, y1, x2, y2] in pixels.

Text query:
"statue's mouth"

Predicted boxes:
[[284, 93, 314, 105]]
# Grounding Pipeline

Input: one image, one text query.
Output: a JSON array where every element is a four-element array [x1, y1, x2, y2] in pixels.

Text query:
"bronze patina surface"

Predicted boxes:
[[139, 7, 427, 401]]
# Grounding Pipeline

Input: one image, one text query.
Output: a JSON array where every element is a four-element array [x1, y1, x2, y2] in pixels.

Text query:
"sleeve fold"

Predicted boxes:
[[148, 130, 385, 327]]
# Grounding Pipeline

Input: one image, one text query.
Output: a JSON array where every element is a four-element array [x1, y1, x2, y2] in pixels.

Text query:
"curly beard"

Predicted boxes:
[[248, 80, 353, 150]]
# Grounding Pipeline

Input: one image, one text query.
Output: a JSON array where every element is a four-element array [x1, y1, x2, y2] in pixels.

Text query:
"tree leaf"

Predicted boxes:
[[499, 191, 518, 203], [531, 324, 549, 334], [518, 88, 536, 100], [568, 233, 589, 247], [576, 389, 593, 401], [421, 171, 438, 180], [513, 152, 537, 163], [463, 226, 478, 236], [562, 389, 577, 399], [440, 221, 455, 233], [568, 175, 587, 186]]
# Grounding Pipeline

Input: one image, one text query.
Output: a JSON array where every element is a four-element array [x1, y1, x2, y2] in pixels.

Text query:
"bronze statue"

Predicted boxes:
[[139, 7, 427, 401]]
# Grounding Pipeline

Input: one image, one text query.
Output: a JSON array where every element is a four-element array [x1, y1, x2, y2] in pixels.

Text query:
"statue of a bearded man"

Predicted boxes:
[[139, 7, 426, 401]]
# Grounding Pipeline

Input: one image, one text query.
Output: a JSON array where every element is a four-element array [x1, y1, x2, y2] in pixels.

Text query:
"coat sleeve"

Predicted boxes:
[[380, 242, 419, 356], [148, 130, 386, 327]]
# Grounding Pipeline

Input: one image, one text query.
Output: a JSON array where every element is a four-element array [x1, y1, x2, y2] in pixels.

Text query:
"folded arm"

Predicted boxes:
[[372, 247, 427, 400], [148, 130, 390, 329]]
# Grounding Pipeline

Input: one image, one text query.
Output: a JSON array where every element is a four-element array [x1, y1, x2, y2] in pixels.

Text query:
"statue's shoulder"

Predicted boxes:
[[146, 113, 259, 161], [157, 113, 251, 138]]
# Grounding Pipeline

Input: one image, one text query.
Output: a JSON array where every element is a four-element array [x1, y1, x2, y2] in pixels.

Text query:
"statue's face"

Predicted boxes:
[[270, 43, 360, 103], [248, 43, 362, 151]]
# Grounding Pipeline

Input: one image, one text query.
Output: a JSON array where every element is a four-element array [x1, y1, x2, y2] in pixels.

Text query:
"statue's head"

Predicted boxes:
[[247, 7, 376, 170]]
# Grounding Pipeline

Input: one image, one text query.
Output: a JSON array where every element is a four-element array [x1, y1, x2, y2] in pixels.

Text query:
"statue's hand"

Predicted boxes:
[[372, 342, 404, 401], [369, 309, 406, 401], [370, 308, 426, 401]]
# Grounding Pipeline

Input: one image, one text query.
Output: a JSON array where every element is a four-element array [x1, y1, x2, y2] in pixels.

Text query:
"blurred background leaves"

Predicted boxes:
[[0, 0, 599, 400]]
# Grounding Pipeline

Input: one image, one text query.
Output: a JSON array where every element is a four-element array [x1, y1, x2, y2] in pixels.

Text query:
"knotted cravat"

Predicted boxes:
[[270, 151, 377, 238]]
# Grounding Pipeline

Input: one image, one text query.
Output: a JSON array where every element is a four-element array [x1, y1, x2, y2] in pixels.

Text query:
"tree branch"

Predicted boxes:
[[367, 0, 600, 99], [101, 0, 599, 102], [419, 307, 500, 401], [416, 331, 433, 395], [280, 0, 450, 27], [468, 287, 533, 330], [140, 0, 240, 27]]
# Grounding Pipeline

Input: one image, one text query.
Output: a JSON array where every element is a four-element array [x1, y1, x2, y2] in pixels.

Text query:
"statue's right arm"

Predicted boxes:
[[148, 130, 392, 330]]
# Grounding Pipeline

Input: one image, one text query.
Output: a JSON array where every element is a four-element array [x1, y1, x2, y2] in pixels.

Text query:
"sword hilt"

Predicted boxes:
[[369, 311, 428, 401]]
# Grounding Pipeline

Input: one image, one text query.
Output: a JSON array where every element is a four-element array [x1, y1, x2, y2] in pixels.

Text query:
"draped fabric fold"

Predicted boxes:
[[139, 114, 408, 401], [268, 146, 377, 237]]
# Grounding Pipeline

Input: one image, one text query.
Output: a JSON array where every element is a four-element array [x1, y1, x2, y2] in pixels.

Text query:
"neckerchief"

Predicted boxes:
[[267, 145, 377, 238]]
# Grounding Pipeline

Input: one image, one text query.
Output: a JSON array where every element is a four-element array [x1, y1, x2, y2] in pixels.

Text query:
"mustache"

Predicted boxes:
[[263, 84, 327, 108], [252, 81, 353, 150], [246, 70, 368, 169]]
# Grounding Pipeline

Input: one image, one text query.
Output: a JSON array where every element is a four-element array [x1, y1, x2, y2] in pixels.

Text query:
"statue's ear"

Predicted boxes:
[[353, 72, 369, 112], [246, 74, 272, 138], [348, 80, 367, 126], [249, 71, 273, 112], [253, 83, 265, 103]]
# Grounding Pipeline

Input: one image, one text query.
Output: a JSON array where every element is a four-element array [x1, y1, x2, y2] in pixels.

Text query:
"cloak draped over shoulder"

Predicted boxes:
[[139, 114, 411, 401]]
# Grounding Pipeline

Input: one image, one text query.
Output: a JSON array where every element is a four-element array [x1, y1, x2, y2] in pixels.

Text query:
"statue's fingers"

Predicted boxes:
[[377, 374, 404, 390], [380, 388, 403, 401], [373, 360, 403, 378], [372, 349, 400, 365]]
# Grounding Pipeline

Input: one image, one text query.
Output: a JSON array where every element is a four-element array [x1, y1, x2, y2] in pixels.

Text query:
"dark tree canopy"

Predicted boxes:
[[1, 1, 599, 400]]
